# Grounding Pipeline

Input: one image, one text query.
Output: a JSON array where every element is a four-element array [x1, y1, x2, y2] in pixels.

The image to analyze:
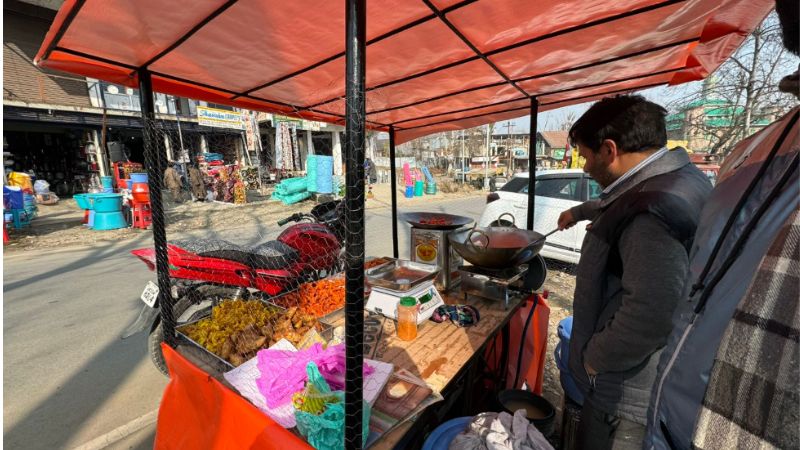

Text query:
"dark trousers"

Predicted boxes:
[[575, 393, 646, 450]]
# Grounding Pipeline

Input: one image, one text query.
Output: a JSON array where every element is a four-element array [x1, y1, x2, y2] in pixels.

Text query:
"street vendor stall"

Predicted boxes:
[[35, 0, 773, 448]]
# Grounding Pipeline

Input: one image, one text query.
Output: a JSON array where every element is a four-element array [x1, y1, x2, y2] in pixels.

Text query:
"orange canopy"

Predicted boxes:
[[35, 0, 772, 144]]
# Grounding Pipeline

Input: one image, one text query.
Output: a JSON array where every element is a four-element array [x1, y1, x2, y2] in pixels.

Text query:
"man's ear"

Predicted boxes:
[[601, 139, 619, 161]]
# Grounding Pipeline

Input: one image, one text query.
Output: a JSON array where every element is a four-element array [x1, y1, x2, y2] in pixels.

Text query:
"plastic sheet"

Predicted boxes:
[[35, 0, 771, 144], [154, 344, 312, 450]]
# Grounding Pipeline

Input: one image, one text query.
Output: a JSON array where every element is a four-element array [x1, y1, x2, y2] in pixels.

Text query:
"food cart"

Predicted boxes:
[[34, 0, 773, 448]]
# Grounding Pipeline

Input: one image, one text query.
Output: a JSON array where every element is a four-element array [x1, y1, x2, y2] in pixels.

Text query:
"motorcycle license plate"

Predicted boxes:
[[140, 281, 159, 308]]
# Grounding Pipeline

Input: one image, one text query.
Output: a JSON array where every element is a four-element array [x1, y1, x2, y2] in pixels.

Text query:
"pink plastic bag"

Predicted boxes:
[[256, 343, 374, 408]]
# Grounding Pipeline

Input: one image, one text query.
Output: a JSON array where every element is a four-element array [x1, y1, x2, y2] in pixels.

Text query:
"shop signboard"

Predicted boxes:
[[197, 106, 244, 130]]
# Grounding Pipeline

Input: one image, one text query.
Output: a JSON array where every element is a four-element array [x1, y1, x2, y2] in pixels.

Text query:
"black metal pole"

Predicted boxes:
[[526, 97, 539, 231], [344, 0, 366, 448], [139, 70, 174, 346], [389, 126, 399, 259]]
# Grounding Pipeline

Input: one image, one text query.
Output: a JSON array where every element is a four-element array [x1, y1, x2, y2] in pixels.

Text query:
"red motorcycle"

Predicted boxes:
[[123, 201, 345, 375]]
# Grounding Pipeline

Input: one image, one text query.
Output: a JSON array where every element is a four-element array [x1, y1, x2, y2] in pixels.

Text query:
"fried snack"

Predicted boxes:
[[180, 299, 324, 366], [271, 278, 345, 317]]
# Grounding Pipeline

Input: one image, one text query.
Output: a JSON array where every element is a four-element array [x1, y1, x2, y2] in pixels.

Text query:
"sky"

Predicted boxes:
[[492, 82, 703, 134]]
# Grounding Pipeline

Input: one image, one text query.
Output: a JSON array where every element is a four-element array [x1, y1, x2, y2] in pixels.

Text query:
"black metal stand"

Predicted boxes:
[[138, 70, 174, 346], [526, 97, 539, 231], [344, 0, 367, 448], [389, 126, 399, 259]]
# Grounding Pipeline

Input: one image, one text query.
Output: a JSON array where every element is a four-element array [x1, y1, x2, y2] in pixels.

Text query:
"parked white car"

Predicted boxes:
[[477, 169, 602, 264]]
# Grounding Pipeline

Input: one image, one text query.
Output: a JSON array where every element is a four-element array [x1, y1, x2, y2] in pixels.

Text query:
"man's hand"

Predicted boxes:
[[584, 361, 598, 377], [558, 209, 577, 230]]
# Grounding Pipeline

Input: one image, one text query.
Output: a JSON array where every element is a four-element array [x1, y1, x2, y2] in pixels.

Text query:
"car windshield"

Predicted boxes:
[[500, 176, 529, 193]]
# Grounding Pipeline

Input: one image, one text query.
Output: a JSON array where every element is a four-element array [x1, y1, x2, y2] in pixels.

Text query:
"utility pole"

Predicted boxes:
[[504, 121, 515, 175], [460, 129, 466, 184], [484, 123, 490, 190]]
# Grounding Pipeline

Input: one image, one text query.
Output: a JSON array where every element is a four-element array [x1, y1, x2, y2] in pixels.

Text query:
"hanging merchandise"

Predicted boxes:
[[290, 125, 300, 171], [234, 180, 246, 204], [240, 167, 260, 191], [278, 122, 295, 171], [274, 123, 284, 170]]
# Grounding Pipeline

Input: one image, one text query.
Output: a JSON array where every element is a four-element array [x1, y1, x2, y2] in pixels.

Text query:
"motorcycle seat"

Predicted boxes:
[[170, 239, 299, 269]]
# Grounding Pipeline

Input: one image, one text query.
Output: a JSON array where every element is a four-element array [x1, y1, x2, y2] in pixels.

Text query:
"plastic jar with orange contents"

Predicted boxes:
[[396, 296, 419, 341]]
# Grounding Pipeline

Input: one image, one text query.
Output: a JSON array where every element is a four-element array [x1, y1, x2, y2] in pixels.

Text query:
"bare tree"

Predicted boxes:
[[667, 13, 797, 155], [559, 111, 578, 131]]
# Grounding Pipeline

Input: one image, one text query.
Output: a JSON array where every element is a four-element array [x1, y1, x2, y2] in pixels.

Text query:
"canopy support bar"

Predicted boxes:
[[343, 0, 366, 447], [138, 70, 174, 346], [389, 126, 399, 259], [230, 0, 478, 100], [399, 80, 668, 132], [304, 0, 687, 110], [137, 0, 239, 72], [527, 97, 539, 231], [421, 0, 527, 97]]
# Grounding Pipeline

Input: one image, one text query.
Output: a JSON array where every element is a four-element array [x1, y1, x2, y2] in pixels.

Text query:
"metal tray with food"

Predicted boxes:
[[176, 299, 333, 369], [365, 259, 440, 292]]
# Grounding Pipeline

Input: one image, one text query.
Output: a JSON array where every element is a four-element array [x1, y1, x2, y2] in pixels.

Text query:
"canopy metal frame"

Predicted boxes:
[[37, 1, 773, 448]]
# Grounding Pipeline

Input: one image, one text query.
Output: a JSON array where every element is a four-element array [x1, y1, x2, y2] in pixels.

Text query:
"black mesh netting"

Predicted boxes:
[[139, 90, 386, 447]]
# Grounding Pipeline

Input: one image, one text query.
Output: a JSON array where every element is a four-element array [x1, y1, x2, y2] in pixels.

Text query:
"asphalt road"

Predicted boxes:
[[3, 197, 487, 450]]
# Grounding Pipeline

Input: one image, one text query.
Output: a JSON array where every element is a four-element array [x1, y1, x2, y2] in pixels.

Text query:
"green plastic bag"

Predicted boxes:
[[294, 362, 370, 450]]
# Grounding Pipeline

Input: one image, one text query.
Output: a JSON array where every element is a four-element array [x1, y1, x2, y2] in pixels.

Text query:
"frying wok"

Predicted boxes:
[[448, 225, 557, 269], [404, 212, 473, 230]]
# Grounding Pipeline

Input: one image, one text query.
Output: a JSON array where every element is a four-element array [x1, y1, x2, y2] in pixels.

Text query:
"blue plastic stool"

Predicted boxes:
[[9, 209, 31, 229], [555, 316, 584, 405], [422, 417, 472, 450]]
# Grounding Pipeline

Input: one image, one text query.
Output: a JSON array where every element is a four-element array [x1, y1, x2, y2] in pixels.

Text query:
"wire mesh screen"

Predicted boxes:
[[137, 102, 392, 447]]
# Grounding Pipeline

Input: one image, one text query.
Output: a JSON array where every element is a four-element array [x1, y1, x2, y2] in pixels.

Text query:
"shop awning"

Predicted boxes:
[[35, 0, 773, 144]]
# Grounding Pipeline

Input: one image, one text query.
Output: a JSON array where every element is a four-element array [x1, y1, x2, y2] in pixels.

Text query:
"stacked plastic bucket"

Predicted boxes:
[[78, 193, 127, 230], [100, 176, 114, 193]]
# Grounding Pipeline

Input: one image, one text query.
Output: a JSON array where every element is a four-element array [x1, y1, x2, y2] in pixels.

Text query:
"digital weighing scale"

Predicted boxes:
[[365, 280, 445, 325]]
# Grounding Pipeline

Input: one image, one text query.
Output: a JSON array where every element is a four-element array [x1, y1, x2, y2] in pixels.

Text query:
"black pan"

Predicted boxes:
[[404, 212, 473, 230], [448, 227, 558, 269]]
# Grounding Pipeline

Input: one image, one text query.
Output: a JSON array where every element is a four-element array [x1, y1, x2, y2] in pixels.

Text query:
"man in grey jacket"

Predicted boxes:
[[557, 95, 712, 449]]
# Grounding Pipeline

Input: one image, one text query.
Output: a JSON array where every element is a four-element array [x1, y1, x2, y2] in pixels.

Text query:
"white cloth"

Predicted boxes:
[[449, 410, 553, 450]]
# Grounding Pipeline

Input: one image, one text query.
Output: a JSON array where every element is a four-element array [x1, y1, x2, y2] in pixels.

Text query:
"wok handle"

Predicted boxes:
[[497, 212, 516, 227], [467, 229, 490, 249], [511, 228, 560, 260]]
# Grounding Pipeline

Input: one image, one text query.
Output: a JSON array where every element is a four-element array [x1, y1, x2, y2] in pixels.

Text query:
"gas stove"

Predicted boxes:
[[458, 265, 531, 309]]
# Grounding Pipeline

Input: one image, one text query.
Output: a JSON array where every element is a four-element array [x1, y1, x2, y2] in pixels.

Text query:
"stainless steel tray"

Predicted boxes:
[[365, 259, 440, 292], [176, 300, 334, 370]]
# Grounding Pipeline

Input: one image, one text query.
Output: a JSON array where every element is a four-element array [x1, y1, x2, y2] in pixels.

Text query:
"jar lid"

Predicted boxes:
[[399, 296, 417, 307]]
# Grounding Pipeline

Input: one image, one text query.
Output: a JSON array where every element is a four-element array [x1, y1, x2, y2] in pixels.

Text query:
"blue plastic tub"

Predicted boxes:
[[93, 194, 123, 213], [130, 173, 149, 184], [74, 193, 90, 209], [405, 185, 414, 198], [421, 417, 471, 450], [92, 211, 127, 230]]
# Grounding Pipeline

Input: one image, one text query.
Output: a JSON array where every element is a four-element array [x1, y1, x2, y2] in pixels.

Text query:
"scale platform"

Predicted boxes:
[[365, 281, 445, 324]]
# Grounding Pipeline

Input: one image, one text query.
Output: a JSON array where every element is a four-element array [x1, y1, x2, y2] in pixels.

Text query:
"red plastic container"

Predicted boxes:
[[132, 182, 150, 203]]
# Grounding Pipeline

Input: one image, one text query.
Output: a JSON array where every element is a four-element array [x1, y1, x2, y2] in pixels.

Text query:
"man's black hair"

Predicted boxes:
[[775, 0, 799, 56], [568, 94, 667, 153]]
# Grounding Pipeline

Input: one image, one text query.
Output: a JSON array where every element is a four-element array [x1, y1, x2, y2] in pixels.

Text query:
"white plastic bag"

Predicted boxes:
[[33, 180, 50, 194]]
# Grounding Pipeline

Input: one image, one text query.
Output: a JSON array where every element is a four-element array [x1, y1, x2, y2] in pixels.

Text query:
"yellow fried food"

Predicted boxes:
[[180, 300, 280, 356]]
